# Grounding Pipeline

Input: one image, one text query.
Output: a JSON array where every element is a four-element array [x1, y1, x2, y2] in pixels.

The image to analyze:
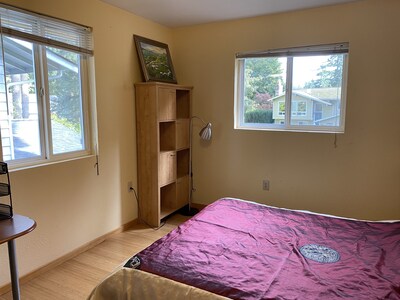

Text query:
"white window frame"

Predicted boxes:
[[234, 43, 349, 133], [0, 4, 97, 170]]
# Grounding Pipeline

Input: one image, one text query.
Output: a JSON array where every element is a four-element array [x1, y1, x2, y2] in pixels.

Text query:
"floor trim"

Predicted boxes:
[[0, 218, 138, 295]]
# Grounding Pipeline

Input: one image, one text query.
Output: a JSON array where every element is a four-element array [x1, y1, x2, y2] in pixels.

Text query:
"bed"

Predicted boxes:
[[88, 197, 400, 299]]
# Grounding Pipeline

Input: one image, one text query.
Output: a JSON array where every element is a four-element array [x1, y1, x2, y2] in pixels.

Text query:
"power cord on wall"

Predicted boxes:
[[129, 186, 166, 230], [334, 133, 338, 148]]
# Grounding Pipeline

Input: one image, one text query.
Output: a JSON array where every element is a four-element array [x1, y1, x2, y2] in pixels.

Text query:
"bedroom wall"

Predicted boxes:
[[0, 0, 398, 291], [0, 0, 172, 288], [172, 0, 400, 220]]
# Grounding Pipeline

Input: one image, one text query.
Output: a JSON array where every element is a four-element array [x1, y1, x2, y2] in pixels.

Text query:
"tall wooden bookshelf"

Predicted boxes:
[[135, 82, 192, 227]]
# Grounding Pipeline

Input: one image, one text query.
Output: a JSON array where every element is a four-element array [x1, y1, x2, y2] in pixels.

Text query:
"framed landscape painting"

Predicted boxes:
[[134, 35, 177, 84]]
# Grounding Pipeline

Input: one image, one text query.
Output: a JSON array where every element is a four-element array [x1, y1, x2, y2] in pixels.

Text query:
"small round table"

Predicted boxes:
[[0, 214, 36, 300]]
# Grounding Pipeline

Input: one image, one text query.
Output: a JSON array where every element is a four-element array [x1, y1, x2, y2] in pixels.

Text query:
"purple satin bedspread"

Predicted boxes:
[[136, 198, 400, 299]]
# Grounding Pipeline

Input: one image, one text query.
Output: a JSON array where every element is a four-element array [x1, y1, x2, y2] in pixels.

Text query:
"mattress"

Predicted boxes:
[[126, 197, 400, 299]]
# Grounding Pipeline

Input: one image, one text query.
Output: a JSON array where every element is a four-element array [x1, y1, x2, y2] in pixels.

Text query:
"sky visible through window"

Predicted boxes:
[[277, 56, 328, 88], [292, 56, 328, 88]]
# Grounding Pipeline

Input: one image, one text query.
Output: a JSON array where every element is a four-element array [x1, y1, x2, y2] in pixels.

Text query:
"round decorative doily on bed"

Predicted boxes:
[[299, 244, 340, 263]]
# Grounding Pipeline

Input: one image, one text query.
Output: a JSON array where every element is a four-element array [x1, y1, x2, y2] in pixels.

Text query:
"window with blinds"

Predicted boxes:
[[0, 4, 97, 169], [234, 43, 349, 133]]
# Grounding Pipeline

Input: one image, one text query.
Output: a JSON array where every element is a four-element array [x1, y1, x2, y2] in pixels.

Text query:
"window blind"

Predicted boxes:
[[236, 42, 349, 59], [0, 4, 93, 55]]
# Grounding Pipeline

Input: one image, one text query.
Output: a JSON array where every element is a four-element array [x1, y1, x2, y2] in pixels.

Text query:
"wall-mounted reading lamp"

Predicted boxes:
[[181, 116, 212, 216]]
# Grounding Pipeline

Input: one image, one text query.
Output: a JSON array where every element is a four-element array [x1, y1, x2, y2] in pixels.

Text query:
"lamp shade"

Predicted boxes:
[[199, 123, 212, 140]]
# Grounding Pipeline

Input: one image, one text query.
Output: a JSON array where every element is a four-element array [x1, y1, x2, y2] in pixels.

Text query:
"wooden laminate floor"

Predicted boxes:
[[0, 214, 189, 300]]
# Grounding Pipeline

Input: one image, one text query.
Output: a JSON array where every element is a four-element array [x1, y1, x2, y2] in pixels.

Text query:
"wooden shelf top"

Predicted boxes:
[[134, 82, 193, 90]]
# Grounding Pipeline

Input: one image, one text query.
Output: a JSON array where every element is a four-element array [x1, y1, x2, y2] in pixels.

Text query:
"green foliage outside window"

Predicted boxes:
[[244, 109, 274, 123], [244, 57, 283, 112]]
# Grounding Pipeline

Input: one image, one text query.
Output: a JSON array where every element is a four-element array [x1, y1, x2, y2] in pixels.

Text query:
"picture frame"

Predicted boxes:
[[133, 35, 177, 84]]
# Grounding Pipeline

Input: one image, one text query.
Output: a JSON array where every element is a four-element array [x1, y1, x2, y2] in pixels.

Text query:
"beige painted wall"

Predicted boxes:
[[172, 0, 400, 220], [0, 0, 173, 288]]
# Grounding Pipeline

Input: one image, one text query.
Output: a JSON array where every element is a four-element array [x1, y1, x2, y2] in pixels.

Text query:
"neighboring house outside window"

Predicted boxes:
[[272, 89, 339, 126], [278, 101, 285, 116], [314, 103, 323, 121]]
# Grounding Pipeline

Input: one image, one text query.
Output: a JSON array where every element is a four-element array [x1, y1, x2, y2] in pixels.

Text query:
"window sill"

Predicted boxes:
[[8, 154, 96, 173], [235, 125, 344, 134]]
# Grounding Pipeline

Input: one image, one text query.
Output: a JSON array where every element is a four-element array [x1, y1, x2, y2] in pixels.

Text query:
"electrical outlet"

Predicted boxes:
[[128, 181, 133, 192], [263, 179, 270, 191]]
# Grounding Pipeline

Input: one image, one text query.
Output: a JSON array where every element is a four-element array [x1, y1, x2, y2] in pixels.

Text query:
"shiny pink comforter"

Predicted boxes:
[[133, 198, 400, 299]]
